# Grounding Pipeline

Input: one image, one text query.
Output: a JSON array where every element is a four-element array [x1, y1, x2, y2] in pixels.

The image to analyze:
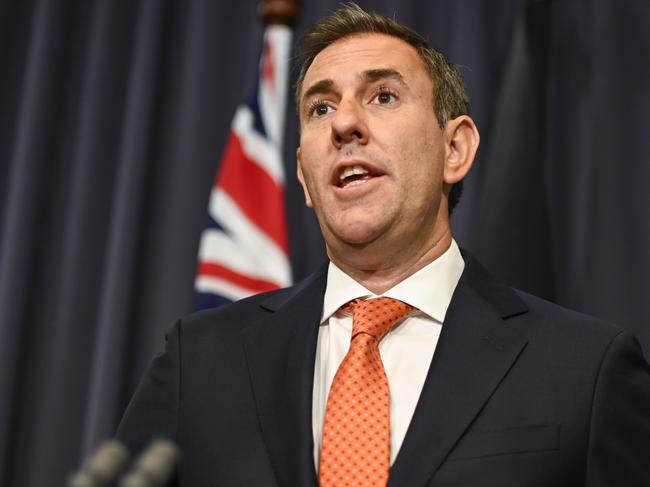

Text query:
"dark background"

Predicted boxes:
[[0, 0, 648, 485]]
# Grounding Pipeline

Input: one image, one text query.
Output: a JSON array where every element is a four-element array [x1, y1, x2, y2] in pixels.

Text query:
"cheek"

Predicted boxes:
[[397, 140, 444, 200], [299, 136, 328, 179]]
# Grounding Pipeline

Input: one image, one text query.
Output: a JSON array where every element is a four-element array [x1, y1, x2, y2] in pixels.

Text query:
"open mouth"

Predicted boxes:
[[335, 164, 382, 189]]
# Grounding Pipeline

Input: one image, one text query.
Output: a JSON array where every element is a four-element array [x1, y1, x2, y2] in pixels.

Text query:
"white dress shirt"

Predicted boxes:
[[312, 240, 465, 468]]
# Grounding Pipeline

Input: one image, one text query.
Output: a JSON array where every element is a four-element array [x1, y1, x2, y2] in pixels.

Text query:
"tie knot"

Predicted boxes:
[[341, 297, 414, 342]]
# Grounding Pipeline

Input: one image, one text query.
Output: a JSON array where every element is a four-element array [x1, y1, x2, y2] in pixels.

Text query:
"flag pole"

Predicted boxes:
[[258, 0, 300, 26]]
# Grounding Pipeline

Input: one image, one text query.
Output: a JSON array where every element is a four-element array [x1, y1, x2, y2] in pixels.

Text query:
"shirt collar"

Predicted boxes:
[[321, 239, 465, 324]]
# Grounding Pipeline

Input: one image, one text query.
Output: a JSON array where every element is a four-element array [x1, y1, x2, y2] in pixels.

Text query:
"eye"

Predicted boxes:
[[371, 88, 397, 105], [307, 100, 333, 118]]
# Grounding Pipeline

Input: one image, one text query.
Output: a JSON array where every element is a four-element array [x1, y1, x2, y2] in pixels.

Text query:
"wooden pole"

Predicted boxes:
[[258, 0, 300, 26]]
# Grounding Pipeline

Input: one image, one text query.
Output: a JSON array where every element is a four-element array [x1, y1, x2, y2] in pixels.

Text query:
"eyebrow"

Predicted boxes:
[[301, 68, 407, 107], [301, 79, 335, 106], [362, 68, 406, 86]]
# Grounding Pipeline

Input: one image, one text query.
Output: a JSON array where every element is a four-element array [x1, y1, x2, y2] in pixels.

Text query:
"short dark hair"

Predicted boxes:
[[295, 2, 470, 213]]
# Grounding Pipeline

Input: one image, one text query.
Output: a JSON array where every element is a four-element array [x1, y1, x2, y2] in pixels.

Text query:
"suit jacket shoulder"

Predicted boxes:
[[402, 251, 650, 487], [116, 264, 329, 486]]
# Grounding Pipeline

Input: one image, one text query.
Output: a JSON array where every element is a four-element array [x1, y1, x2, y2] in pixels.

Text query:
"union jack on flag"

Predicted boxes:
[[195, 25, 292, 309]]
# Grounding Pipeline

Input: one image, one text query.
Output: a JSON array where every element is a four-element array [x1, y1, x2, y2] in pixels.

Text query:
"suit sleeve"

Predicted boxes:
[[587, 331, 650, 486], [115, 320, 181, 456]]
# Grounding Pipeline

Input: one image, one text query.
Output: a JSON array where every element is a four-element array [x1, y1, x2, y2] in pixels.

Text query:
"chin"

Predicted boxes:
[[319, 210, 392, 246], [331, 225, 385, 248]]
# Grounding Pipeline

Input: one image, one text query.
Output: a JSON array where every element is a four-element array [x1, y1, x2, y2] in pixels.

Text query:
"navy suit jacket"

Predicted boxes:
[[116, 253, 650, 486]]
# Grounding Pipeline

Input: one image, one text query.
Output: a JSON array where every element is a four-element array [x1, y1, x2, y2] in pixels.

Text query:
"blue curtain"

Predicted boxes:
[[0, 0, 648, 485]]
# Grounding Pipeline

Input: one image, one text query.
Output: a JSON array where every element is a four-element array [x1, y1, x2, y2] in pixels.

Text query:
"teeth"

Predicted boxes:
[[345, 179, 368, 187], [339, 165, 368, 180]]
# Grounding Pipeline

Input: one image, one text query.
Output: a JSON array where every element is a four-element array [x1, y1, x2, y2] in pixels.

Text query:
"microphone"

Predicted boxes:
[[67, 440, 130, 487], [118, 438, 180, 487]]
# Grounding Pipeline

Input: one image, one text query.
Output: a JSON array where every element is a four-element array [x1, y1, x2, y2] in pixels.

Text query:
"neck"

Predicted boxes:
[[329, 228, 453, 294]]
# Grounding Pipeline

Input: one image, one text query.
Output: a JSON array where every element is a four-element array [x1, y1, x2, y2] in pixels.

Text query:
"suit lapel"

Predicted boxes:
[[241, 266, 327, 487], [388, 254, 529, 487]]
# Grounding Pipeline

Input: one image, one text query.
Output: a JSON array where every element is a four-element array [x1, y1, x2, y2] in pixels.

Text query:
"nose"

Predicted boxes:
[[331, 98, 369, 148]]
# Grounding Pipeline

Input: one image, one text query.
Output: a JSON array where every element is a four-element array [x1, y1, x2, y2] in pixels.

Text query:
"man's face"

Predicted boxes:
[[297, 33, 448, 259]]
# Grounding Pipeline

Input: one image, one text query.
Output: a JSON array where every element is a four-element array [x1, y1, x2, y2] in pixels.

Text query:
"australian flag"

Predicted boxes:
[[195, 25, 292, 309]]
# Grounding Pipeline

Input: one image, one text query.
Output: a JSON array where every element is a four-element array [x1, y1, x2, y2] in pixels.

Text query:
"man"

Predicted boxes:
[[117, 4, 650, 486]]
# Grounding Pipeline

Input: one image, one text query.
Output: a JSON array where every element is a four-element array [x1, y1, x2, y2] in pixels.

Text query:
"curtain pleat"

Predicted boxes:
[[0, 1, 78, 482]]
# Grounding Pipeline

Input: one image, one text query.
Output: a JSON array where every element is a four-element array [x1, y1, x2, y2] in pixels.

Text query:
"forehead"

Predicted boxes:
[[301, 33, 430, 96]]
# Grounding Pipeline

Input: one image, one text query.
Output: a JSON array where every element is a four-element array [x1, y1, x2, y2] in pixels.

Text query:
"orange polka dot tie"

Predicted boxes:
[[319, 297, 414, 487]]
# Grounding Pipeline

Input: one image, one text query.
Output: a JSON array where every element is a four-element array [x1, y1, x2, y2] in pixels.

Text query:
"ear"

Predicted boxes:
[[443, 115, 480, 185], [296, 147, 313, 208]]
